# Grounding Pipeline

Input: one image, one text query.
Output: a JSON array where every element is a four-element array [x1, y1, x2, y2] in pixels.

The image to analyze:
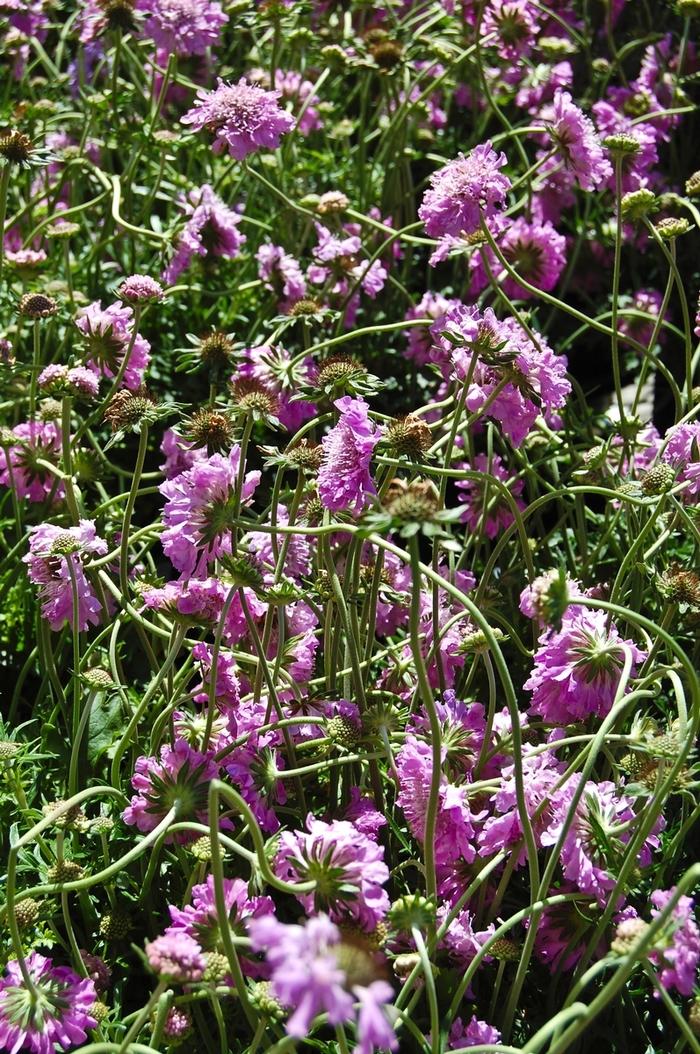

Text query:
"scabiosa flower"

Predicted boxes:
[[661, 422, 700, 501], [482, 0, 539, 59], [162, 184, 246, 284], [0, 953, 97, 1054], [159, 427, 206, 479], [0, 420, 63, 502], [592, 99, 659, 193], [122, 739, 219, 837], [448, 1015, 502, 1049], [524, 608, 647, 724], [145, 933, 205, 983], [37, 364, 100, 398], [647, 888, 700, 996], [418, 142, 511, 239], [275, 816, 390, 931], [456, 453, 525, 540], [519, 568, 584, 627], [181, 77, 294, 160], [117, 273, 164, 303], [138, 0, 227, 56], [404, 291, 463, 367], [479, 749, 567, 864], [237, 342, 315, 432], [438, 903, 495, 966], [537, 89, 612, 190], [318, 396, 381, 512], [24, 521, 107, 632], [541, 779, 663, 905], [619, 288, 664, 349], [256, 242, 307, 309], [470, 216, 566, 299], [75, 300, 150, 391], [160, 445, 261, 576]]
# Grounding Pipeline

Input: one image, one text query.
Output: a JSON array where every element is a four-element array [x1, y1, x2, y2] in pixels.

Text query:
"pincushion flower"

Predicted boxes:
[[0, 420, 63, 502], [275, 816, 390, 931], [447, 1015, 502, 1049], [418, 142, 510, 239], [481, 0, 539, 59], [537, 89, 612, 190], [647, 888, 700, 996], [456, 453, 525, 539], [404, 291, 462, 366], [470, 216, 566, 299], [118, 273, 164, 303], [479, 749, 567, 864], [163, 184, 246, 284], [160, 445, 261, 576], [37, 364, 100, 398], [256, 242, 307, 309], [138, 0, 228, 56], [525, 609, 647, 724], [24, 521, 107, 631], [661, 422, 700, 501], [145, 933, 206, 983], [76, 300, 150, 390], [0, 953, 97, 1054], [318, 396, 380, 512], [122, 739, 219, 837], [181, 77, 294, 159]]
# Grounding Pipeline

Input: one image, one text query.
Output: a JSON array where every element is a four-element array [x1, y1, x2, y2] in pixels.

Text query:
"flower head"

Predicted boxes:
[[76, 300, 150, 390], [24, 520, 107, 631], [163, 184, 246, 284], [0, 420, 63, 502], [538, 89, 612, 190], [418, 143, 510, 239], [318, 396, 380, 512], [122, 739, 219, 837], [0, 952, 97, 1054], [145, 933, 206, 982], [139, 0, 228, 56], [181, 77, 294, 160]]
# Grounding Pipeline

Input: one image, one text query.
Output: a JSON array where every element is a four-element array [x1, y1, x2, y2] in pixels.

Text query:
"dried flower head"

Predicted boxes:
[[316, 191, 350, 215], [103, 387, 158, 433], [230, 376, 279, 419], [185, 408, 236, 454], [0, 129, 33, 167], [654, 217, 691, 240], [384, 415, 432, 460], [18, 292, 58, 319]]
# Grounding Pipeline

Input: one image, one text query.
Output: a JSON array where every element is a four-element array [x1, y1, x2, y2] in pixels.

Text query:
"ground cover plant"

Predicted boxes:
[[1, 0, 700, 1052]]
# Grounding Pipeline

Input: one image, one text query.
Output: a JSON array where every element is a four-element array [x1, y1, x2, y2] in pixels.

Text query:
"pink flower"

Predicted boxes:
[[457, 453, 526, 539], [118, 273, 164, 303], [145, 933, 206, 982], [37, 364, 100, 398], [538, 89, 612, 190], [482, 0, 539, 59], [275, 816, 390, 931], [256, 242, 307, 308], [661, 422, 700, 501], [122, 739, 219, 836], [159, 428, 206, 479], [318, 396, 380, 512], [0, 420, 63, 503], [479, 749, 566, 864], [418, 142, 511, 239], [163, 184, 246, 284], [76, 300, 150, 390], [0, 953, 97, 1054], [138, 0, 228, 56], [648, 888, 700, 996], [181, 77, 294, 160], [525, 608, 647, 724], [24, 520, 107, 632], [470, 216, 566, 299], [448, 1015, 502, 1049], [404, 292, 463, 366], [160, 446, 261, 576]]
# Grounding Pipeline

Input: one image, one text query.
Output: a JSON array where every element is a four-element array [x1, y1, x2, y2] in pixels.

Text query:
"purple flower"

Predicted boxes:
[[648, 888, 700, 996], [404, 291, 463, 366], [78, 951, 111, 994], [76, 300, 150, 390], [163, 184, 246, 284], [318, 396, 380, 512], [457, 453, 526, 540], [256, 242, 307, 309], [122, 739, 219, 837], [525, 608, 646, 724], [118, 273, 164, 303], [145, 933, 206, 983], [160, 446, 261, 576], [538, 89, 612, 190], [593, 99, 659, 193], [238, 342, 315, 432], [181, 77, 294, 160], [275, 816, 390, 931], [471, 216, 566, 299], [37, 364, 100, 398], [0, 952, 97, 1054], [448, 1015, 502, 1049], [0, 421, 63, 503], [159, 427, 206, 479], [482, 0, 539, 59], [354, 982, 398, 1054], [479, 749, 566, 865], [418, 142, 511, 239], [248, 914, 355, 1036], [24, 520, 107, 632], [438, 903, 495, 967], [661, 422, 700, 501], [138, 0, 228, 56]]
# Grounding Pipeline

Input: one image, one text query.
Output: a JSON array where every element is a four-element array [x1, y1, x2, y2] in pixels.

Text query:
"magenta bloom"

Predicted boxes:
[[160, 446, 261, 576], [418, 142, 511, 239], [0, 952, 97, 1054], [482, 0, 539, 59], [318, 396, 380, 512], [479, 749, 566, 865], [24, 520, 107, 632], [37, 364, 100, 398], [538, 89, 612, 190], [275, 816, 390, 931], [525, 608, 646, 724], [145, 933, 205, 983], [256, 242, 307, 309], [0, 420, 63, 503], [661, 422, 700, 501], [118, 273, 164, 303], [139, 0, 228, 56], [648, 888, 700, 996], [457, 453, 525, 540], [404, 291, 462, 366], [163, 184, 246, 284], [75, 300, 150, 390], [122, 739, 219, 836], [470, 216, 566, 299], [354, 982, 398, 1054], [181, 77, 294, 160], [448, 1015, 502, 1049]]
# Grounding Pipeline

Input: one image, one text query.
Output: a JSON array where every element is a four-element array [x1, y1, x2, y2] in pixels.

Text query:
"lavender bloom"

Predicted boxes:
[[138, 0, 228, 56], [256, 242, 307, 309], [163, 184, 246, 284], [525, 609, 646, 724], [418, 143, 511, 239], [457, 453, 526, 540], [648, 888, 700, 996], [661, 422, 700, 501], [318, 396, 380, 512], [181, 77, 294, 160], [145, 933, 206, 982], [448, 1015, 502, 1049], [0, 953, 97, 1054], [538, 89, 612, 190], [37, 364, 100, 398], [160, 446, 261, 576], [24, 521, 107, 632], [76, 300, 150, 390], [118, 273, 164, 303], [470, 216, 566, 299], [0, 421, 63, 503], [354, 982, 398, 1054], [122, 739, 219, 837], [275, 816, 390, 931]]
